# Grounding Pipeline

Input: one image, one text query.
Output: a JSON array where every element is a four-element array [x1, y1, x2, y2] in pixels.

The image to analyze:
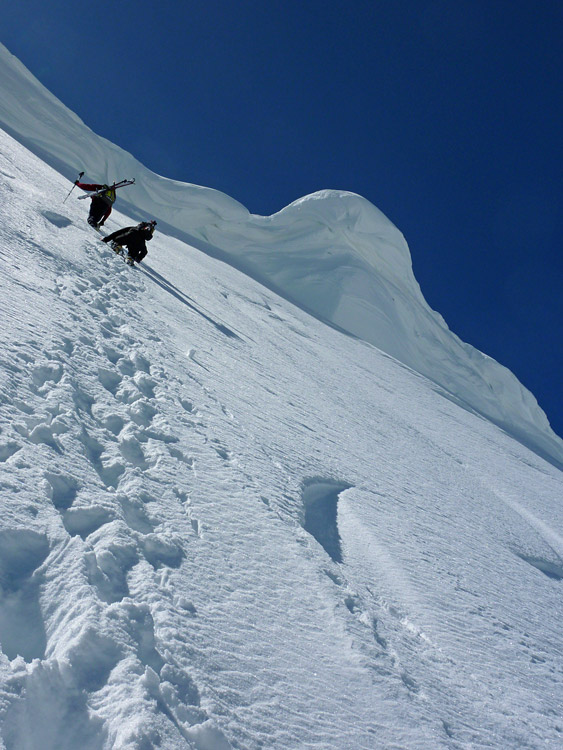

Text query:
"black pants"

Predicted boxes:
[[88, 197, 111, 226], [129, 246, 148, 262]]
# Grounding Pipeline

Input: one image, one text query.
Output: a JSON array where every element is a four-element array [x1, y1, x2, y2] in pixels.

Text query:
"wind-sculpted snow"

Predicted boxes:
[[0, 42, 561, 467], [1, 126, 563, 749]]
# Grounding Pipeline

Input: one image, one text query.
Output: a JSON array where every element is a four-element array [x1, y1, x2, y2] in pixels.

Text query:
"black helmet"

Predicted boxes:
[[139, 220, 156, 238]]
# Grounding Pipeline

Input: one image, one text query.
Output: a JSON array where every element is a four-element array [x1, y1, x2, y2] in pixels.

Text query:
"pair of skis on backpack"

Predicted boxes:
[[77, 179, 135, 200]]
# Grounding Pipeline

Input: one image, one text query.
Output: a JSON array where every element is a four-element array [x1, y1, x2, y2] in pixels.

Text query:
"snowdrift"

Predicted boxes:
[[0, 42, 561, 467]]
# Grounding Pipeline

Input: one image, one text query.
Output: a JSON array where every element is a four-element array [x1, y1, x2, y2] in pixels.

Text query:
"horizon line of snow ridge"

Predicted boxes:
[[0, 41, 561, 467]]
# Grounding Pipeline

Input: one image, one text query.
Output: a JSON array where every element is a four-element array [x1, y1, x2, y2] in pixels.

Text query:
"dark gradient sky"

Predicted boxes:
[[3, 1, 562, 438]]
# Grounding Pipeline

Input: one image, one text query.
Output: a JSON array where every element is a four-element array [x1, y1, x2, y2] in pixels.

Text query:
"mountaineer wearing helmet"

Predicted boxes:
[[102, 221, 157, 265]]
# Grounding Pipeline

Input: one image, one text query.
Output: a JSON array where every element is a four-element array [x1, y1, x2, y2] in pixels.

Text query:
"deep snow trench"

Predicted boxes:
[[301, 479, 351, 563]]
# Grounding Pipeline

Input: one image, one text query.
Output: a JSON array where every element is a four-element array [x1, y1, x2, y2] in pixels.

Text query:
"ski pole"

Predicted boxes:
[[63, 171, 84, 203]]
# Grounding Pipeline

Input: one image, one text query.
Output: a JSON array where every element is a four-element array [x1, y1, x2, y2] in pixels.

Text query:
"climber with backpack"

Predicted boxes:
[[74, 176, 135, 229]]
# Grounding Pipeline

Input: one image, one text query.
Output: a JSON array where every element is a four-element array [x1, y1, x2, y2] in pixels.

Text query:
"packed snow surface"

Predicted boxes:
[[1, 124, 563, 749], [0, 41, 561, 469]]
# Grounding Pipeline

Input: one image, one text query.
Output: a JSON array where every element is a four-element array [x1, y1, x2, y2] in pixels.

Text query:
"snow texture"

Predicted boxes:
[[0, 46, 562, 750], [0, 42, 561, 470]]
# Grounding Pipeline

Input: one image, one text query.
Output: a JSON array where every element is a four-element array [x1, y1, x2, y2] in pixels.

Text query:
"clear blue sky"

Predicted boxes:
[[4, 1, 562, 438]]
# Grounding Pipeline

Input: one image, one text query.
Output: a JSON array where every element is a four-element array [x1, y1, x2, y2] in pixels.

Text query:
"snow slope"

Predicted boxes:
[[0, 42, 561, 469], [1, 126, 563, 749]]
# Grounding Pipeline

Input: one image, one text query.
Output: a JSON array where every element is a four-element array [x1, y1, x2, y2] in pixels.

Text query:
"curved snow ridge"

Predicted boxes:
[[207, 191, 562, 467], [0, 42, 561, 467]]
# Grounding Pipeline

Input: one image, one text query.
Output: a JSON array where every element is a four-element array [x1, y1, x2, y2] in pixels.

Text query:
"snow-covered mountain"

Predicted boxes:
[[0, 45, 562, 750], [0, 42, 561, 470]]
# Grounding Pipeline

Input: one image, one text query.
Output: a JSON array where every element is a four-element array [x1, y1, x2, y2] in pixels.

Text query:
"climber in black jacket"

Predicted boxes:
[[102, 221, 156, 264]]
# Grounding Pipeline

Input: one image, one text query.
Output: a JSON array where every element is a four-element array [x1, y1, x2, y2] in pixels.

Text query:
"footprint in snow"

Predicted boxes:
[[85, 538, 138, 604], [142, 665, 228, 745], [101, 412, 125, 435], [61, 505, 115, 540], [66, 629, 122, 692], [0, 441, 21, 462], [13, 398, 34, 415], [119, 435, 148, 469], [44, 472, 114, 539], [179, 398, 196, 414], [118, 495, 156, 534], [128, 399, 157, 427], [44, 471, 79, 510], [210, 439, 231, 462], [160, 663, 201, 708], [78, 428, 125, 488], [119, 601, 164, 675], [117, 356, 137, 376], [168, 446, 195, 468], [142, 534, 184, 570], [90, 295, 109, 315], [28, 422, 63, 454], [31, 361, 63, 389], [131, 351, 151, 374], [71, 380, 96, 416], [400, 670, 420, 695], [324, 568, 344, 586], [173, 490, 201, 536], [134, 372, 157, 399], [102, 344, 122, 365], [98, 366, 122, 395], [0, 529, 50, 662]]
